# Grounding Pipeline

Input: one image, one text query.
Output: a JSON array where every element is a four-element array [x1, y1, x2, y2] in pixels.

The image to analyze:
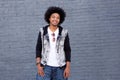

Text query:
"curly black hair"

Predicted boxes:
[[44, 6, 66, 25]]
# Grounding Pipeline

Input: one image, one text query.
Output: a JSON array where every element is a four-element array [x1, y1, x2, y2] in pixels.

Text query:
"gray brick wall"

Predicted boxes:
[[0, 0, 120, 80]]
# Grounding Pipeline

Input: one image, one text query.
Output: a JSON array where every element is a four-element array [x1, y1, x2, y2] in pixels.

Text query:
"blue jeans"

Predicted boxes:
[[36, 65, 68, 80]]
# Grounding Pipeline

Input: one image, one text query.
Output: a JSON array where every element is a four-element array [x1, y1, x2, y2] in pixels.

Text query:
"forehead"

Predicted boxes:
[[51, 13, 60, 17]]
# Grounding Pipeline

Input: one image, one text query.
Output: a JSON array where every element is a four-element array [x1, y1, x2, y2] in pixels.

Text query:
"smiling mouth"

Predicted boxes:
[[53, 21, 58, 24]]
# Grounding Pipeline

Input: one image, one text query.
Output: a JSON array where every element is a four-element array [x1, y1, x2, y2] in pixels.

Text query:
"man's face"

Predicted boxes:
[[49, 13, 60, 26]]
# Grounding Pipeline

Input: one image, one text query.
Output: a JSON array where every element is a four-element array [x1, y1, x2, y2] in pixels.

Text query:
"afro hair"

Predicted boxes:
[[44, 6, 66, 25]]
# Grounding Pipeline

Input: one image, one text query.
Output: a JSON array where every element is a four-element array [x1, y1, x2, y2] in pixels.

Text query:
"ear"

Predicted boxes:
[[49, 18, 50, 21], [49, 17, 51, 22]]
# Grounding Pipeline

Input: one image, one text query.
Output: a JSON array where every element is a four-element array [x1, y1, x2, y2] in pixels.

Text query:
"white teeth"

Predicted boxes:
[[53, 21, 57, 24]]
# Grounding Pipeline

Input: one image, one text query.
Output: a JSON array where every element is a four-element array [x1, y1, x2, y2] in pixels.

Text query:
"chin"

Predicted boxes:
[[50, 23, 60, 27], [53, 24, 58, 27]]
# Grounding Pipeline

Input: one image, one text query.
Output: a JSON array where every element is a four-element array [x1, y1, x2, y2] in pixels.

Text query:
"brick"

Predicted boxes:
[[0, 0, 120, 80]]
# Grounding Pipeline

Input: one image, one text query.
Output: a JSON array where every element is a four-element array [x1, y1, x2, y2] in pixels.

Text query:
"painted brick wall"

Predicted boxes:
[[0, 0, 120, 80]]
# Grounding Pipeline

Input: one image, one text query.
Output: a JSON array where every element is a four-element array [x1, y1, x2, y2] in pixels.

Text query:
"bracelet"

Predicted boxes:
[[36, 62, 40, 65]]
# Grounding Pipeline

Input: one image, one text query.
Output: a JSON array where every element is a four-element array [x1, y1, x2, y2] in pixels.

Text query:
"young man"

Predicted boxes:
[[36, 6, 71, 80]]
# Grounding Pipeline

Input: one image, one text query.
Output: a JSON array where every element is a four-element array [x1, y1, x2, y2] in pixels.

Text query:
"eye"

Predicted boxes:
[[57, 16, 60, 19], [51, 15, 55, 18]]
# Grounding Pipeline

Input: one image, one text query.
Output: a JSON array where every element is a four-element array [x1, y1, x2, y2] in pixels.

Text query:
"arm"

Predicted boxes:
[[64, 33, 71, 62], [64, 33, 71, 78], [36, 31, 44, 76], [36, 32, 42, 59]]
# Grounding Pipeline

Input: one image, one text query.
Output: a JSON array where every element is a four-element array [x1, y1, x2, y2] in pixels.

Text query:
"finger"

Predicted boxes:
[[64, 72, 70, 78], [65, 73, 68, 78], [64, 71, 67, 78], [38, 70, 44, 77]]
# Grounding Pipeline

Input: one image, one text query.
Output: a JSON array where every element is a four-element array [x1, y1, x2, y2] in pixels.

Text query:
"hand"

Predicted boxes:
[[64, 67, 70, 78], [37, 65, 44, 77]]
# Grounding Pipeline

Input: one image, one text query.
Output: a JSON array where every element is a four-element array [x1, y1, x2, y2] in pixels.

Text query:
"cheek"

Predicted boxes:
[[57, 18, 60, 22]]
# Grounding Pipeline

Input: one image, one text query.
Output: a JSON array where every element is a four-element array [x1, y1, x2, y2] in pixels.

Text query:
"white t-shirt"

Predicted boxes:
[[47, 27, 59, 67]]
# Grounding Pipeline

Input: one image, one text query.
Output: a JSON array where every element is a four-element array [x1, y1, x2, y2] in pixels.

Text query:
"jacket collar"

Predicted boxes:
[[43, 25, 63, 36]]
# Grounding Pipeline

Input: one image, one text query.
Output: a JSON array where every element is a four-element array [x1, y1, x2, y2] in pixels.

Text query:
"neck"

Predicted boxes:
[[49, 25, 58, 32]]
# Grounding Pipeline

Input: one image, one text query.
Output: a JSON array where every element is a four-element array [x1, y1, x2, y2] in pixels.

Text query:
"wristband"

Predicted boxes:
[[36, 62, 40, 65]]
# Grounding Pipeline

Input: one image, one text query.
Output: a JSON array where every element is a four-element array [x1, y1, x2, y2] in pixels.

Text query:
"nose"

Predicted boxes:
[[54, 17, 58, 20]]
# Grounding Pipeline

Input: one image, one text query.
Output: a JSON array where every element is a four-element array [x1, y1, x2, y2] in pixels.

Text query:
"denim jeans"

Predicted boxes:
[[36, 65, 68, 80]]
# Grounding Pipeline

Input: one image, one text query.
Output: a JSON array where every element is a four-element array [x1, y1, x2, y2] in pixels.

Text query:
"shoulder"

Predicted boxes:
[[62, 28, 68, 33], [59, 26, 68, 34], [39, 28, 44, 33], [39, 25, 49, 35], [60, 28, 68, 36]]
